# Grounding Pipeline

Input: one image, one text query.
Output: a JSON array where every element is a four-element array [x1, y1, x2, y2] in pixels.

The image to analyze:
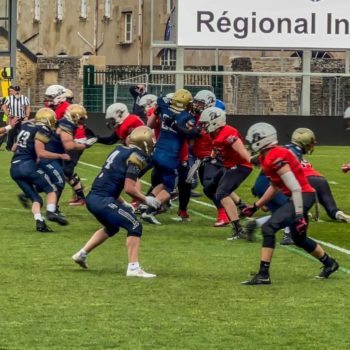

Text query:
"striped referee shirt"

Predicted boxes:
[[4, 94, 30, 119]]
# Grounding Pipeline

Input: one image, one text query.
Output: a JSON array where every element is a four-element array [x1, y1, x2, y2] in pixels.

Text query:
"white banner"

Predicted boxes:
[[177, 0, 350, 49]]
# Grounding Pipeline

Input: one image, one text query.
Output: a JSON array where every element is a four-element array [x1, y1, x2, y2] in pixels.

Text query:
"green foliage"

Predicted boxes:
[[1, 145, 350, 349]]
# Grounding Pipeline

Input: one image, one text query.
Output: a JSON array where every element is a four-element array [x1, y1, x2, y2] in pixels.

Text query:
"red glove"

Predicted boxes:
[[241, 203, 259, 217], [341, 164, 350, 173], [295, 215, 307, 234]]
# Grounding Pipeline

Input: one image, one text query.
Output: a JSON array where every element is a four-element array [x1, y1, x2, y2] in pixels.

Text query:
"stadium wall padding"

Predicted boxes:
[[86, 114, 350, 146]]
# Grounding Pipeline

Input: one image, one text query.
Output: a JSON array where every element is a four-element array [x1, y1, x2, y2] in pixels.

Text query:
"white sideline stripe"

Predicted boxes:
[[328, 181, 338, 185], [78, 160, 350, 261]]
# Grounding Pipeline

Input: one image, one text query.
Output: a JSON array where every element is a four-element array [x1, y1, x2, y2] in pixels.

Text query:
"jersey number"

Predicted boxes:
[[17, 130, 31, 148], [105, 150, 120, 169]]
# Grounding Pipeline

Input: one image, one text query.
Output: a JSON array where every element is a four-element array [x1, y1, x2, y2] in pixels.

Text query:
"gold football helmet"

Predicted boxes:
[[34, 108, 57, 130], [65, 104, 87, 125], [65, 89, 74, 103], [291, 128, 316, 154], [128, 126, 156, 156], [170, 89, 192, 111]]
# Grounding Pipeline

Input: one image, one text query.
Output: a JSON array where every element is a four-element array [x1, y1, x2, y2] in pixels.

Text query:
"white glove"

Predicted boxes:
[[123, 201, 135, 213], [145, 196, 161, 209], [85, 137, 98, 147]]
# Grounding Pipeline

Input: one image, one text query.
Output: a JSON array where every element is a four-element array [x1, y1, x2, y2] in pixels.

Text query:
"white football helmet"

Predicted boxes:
[[44, 85, 67, 107], [193, 90, 216, 113], [199, 106, 226, 133], [105, 103, 129, 126], [246, 123, 278, 152], [138, 94, 157, 112], [163, 92, 174, 104]]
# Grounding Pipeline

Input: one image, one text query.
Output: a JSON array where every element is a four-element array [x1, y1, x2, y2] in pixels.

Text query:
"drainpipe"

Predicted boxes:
[[138, 0, 143, 66]]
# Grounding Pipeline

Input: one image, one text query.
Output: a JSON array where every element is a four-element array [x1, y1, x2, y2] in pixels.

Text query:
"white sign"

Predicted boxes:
[[177, 0, 350, 49]]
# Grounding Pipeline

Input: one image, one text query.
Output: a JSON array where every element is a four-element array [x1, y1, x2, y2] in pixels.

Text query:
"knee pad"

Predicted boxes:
[[261, 222, 277, 248], [31, 194, 43, 207], [127, 221, 143, 238]]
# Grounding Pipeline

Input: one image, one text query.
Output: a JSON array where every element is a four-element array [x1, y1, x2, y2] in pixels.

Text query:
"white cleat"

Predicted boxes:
[[141, 212, 161, 225], [335, 211, 350, 223], [72, 252, 88, 269], [126, 268, 156, 278]]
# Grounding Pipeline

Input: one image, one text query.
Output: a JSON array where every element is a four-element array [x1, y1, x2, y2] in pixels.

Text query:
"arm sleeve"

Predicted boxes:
[[97, 132, 119, 145], [172, 123, 201, 139], [280, 171, 303, 216]]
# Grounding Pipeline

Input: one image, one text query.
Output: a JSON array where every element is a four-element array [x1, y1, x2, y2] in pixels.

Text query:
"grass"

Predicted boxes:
[[1, 145, 350, 349]]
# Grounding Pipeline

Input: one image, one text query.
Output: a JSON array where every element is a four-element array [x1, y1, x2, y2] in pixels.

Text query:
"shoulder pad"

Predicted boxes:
[[59, 120, 75, 135], [127, 151, 147, 170]]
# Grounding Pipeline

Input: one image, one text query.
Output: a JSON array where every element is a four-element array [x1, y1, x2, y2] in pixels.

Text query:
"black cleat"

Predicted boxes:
[[227, 226, 248, 241], [18, 193, 30, 209], [46, 211, 68, 226], [36, 220, 53, 233], [244, 219, 258, 241], [241, 273, 271, 285], [317, 259, 339, 279], [280, 232, 294, 245]]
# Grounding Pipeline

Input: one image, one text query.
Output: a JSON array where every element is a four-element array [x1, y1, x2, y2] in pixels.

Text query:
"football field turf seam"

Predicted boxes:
[[78, 160, 350, 275]]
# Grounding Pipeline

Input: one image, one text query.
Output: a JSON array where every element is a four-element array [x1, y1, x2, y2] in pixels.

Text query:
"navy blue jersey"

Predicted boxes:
[[90, 146, 151, 198], [153, 97, 195, 168], [45, 118, 76, 154], [12, 121, 51, 162], [284, 143, 303, 161]]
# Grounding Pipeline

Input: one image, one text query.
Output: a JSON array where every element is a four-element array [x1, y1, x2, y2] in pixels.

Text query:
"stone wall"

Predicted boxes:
[[229, 57, 350, 116]]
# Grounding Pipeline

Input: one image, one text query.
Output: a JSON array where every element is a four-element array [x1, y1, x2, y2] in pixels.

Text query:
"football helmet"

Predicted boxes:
[[34, 107, 57, 131], [128, 126, 156, 156], [291, 128, 316, 154], [193, 90, 216, 113], [138, 94, 157, 112], [199, 106, 226, 133], [64, 104, 88, 125], [44, 85, 66, 107], [65, 89, 74, 103], [215, 99, 226, 111], [163, 92, 174, 104], [170, 89, 192, 111], [105, 103, 129, 127], [245, 123, 278, 152]]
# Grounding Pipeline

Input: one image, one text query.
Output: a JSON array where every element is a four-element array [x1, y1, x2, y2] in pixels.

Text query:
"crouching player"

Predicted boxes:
[[72, 126, 160, 278], [241, 123, 339, 285]]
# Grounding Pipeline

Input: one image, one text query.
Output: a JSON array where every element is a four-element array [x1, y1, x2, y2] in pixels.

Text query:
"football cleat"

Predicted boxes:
[[46, 211, 68, 226], [18, 193, 30, 209], [68, 198, 86, 206], [72, 252, 88, 269], [316, 259, 339, 279], [126, 268, 156, 278], [335, 211, 350, 223], [241, 273, 271, 285], [177, 210, 191, 222], [227, 226, 248, 241], [36, 220, 53, 233], [280, 232, 294, 245], [213, 219, 229, 228], [141, 212, 161, 225], [244, 219, 258, 241]]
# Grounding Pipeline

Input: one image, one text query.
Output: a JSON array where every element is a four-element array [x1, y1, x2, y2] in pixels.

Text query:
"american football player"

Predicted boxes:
[[72, 126, 158, 278], [10, 108, 69, 232], [241, 123, 339, 285]]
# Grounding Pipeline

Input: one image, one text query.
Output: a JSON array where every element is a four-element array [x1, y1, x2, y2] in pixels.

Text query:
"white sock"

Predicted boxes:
[[79, 249, 88, 257], [34, 213, 43, 221], [256, 215, 271, 228], [128, 262, 140, 271], [47, 204, 56, 213]]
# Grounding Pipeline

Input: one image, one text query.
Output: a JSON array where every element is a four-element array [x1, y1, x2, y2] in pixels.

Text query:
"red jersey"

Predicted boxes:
[[115, 114, 144, 142], [192, 113, 213, 159], [301, 159, 322, 177], [212, 125, 252, 169], [74, 124, 87, 140], [147, 107, 161, 140], [55, 101, 70, 120], [259, 146, 315, 196]]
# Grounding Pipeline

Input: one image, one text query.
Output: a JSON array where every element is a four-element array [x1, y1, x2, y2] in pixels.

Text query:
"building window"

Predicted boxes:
[[80, 0, 88, 19], [124, 12, 132, 43], [161, 49, 176, 66], [34, 0, 40, 22], [166, 0, 175, 14], [56, 0, 64, 21], [104, 0, 111, 19]]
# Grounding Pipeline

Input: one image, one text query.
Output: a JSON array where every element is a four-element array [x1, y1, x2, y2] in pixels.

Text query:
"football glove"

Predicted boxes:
[[341, 164, 350, 173], [145, 196, 161, 209], [85, 137, 98, 148], [295, 215, 307, 234], [241, 203, 259, 217]]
